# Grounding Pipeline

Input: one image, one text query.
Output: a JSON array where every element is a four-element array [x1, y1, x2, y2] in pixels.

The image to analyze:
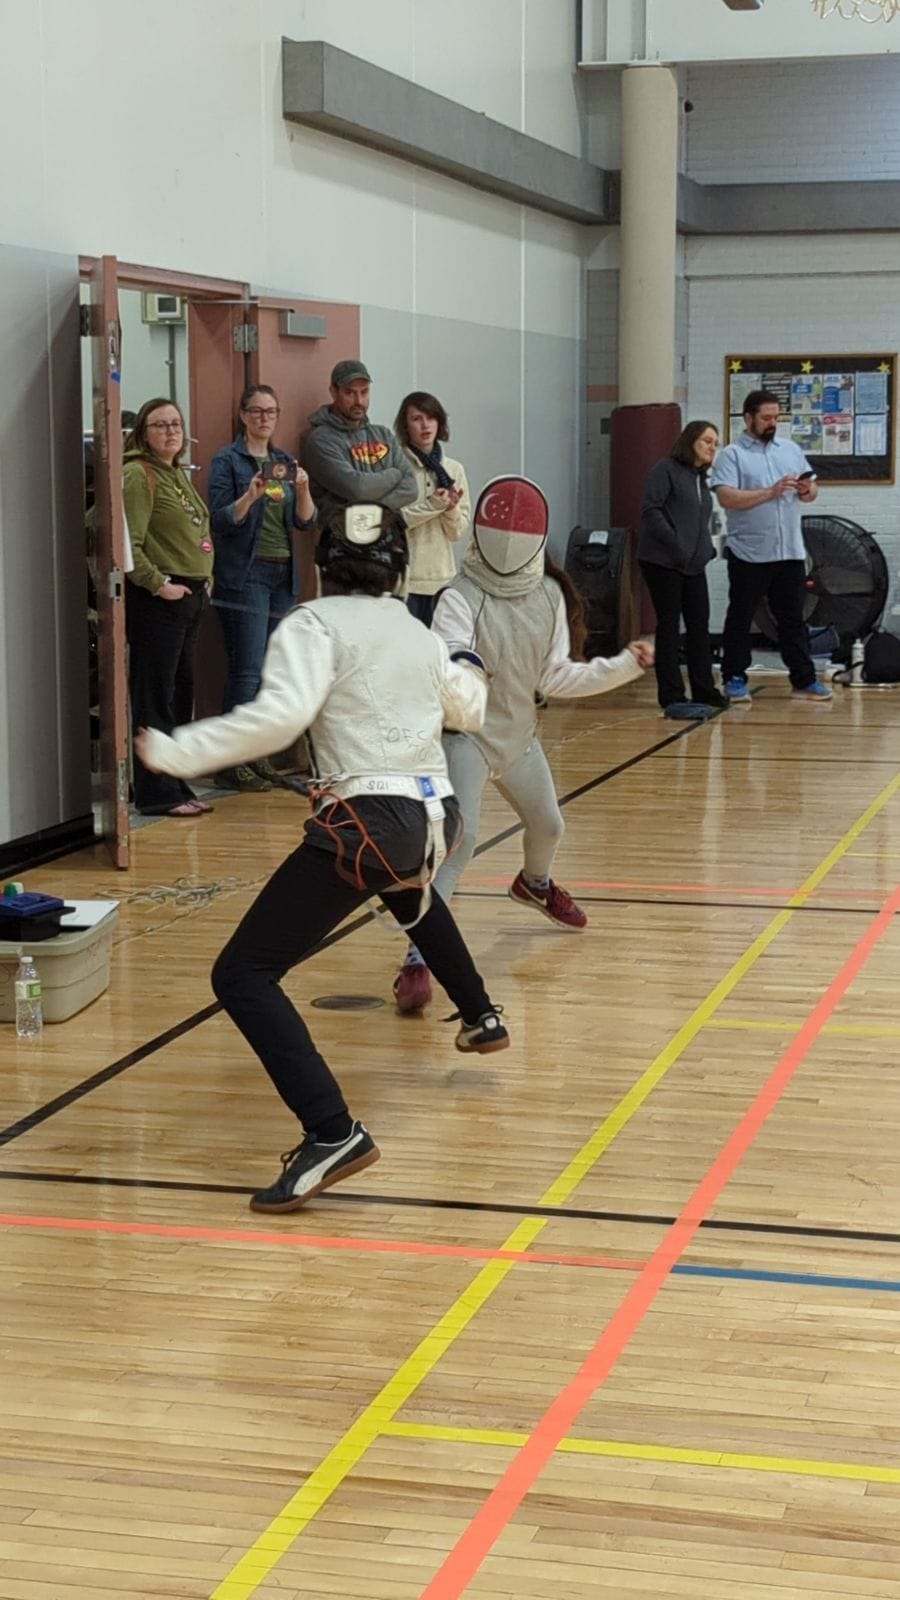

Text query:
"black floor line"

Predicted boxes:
[[0, 911, 372, 1149], [1, 1167, 897, 1248], [0, 1006, 222, 1151], [468, 712, 719, 857], [456, 890, 875, 916], [0, 713, 720, 1151]]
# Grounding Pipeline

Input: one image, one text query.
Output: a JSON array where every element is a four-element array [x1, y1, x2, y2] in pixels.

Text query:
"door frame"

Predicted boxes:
[[79, 260, 253, 864]]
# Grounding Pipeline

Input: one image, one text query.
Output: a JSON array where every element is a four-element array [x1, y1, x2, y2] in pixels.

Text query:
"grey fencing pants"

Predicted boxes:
[[433, 732, 566, 906]]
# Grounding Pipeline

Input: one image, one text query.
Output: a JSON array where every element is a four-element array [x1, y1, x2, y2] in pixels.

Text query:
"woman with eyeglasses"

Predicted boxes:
[[123, 397, 214, 816], [206, 384, 317, 791]]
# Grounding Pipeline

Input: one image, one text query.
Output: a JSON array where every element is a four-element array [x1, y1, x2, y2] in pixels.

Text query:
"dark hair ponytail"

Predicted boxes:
[[544, 553, 587, 661]]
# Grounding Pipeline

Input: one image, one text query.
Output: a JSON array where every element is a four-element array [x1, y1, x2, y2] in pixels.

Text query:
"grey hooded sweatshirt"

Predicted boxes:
[[301, 405, 417, 528]]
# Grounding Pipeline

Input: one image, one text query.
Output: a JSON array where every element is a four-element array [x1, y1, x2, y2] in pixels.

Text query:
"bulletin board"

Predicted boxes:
[[724, 354, 896, 485]]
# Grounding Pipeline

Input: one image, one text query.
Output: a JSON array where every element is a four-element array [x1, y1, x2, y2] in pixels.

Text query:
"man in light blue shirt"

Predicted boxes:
[[710, 388, 832, 702]]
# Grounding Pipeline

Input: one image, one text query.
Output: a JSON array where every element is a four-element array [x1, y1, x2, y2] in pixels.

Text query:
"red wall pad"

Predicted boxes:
[[610, 402, 682, 631]]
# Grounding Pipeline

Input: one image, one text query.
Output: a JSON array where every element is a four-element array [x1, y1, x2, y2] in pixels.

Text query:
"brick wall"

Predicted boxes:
[[685, 57, 900, 185]]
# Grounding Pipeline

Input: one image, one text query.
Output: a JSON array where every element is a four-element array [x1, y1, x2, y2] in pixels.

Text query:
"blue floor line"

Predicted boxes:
[[673, 1262, 900, 1293]]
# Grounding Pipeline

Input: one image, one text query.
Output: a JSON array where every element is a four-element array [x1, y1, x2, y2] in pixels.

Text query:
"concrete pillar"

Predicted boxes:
[[618, 64, 678, 406]]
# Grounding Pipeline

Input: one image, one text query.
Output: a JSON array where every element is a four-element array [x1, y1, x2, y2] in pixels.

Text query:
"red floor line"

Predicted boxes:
[[462, 875, 882, 901], [419, 883, 900, 1600], [0, 1211, 645, 1275]]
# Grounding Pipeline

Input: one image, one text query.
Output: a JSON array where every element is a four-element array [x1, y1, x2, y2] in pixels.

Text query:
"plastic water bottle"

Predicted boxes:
[[15, 955, 43, 1039]]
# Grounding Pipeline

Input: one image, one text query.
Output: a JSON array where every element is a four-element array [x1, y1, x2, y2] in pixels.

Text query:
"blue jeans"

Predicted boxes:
[[215, 560, 295, 712]]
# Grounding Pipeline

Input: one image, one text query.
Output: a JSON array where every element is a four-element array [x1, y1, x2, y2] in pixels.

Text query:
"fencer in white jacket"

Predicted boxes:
[[138, 505, 509, 1215]]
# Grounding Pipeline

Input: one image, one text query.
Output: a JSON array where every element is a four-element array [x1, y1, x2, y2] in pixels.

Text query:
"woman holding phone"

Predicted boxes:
[[394, 390, 471, 625], [207, 384, 318, 789]]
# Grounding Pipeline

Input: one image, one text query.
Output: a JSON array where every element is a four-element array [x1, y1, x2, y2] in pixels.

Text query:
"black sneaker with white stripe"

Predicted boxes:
[[454, 1008, 509, 1055], [250, 1121, 380, 1214]]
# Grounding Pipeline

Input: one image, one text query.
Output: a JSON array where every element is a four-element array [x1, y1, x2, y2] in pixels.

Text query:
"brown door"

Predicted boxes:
[[90, 255, 130, 869], [248, 298, 361, 600], [187, 299, 248, 718]]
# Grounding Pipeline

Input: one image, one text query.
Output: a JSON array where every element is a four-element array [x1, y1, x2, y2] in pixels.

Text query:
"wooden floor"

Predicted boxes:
[[3, 676, 900, 1599]]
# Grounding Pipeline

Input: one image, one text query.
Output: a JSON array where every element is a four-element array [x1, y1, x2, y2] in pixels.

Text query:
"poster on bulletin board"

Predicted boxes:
[[724, 355, 896, 484]]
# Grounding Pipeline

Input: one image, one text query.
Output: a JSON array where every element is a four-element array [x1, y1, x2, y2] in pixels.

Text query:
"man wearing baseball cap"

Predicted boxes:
[[302, 358, 417, 528]]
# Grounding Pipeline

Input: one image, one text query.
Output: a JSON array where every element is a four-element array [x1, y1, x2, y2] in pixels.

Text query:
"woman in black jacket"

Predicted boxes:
[[638, 419, 726, 718]]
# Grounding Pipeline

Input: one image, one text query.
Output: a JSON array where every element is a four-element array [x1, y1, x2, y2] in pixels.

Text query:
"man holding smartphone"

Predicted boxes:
[[711, 388, 832, 702]]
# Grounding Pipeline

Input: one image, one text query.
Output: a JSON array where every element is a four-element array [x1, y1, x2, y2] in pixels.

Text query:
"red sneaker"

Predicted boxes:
[[393, 961, 433, 1013], [508, 871, 587, 930]]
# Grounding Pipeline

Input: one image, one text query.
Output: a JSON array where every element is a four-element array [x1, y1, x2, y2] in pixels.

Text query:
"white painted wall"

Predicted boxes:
[[79, 288, 190, 436], [1, 0, 585, 288], [2, 0, 587, 515], [581, 0, 900, 67], [0, 0, 588, 850]]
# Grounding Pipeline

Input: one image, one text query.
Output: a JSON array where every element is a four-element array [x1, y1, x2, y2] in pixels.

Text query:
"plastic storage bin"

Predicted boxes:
[[0, 911, 118, 1023]]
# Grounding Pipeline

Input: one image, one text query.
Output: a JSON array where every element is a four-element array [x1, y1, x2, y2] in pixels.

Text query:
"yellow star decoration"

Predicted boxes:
[[800, 360, 814, 374], [729, 359, 742, 373], [879, 361, 891, 373]]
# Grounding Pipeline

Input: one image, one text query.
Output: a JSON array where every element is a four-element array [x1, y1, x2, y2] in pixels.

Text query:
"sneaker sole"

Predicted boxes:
[[507, 887, 586, 931], [455, 1033, 510, 1056], [249, 1145, 381, 1214]]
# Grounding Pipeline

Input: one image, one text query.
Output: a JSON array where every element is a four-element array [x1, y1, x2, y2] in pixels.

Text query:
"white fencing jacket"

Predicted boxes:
[[141, 593, 486, 785]]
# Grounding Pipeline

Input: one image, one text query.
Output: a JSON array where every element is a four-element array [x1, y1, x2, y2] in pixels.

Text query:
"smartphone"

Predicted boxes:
[[261, 458, 298, 483], [797, 469, 815, 480]]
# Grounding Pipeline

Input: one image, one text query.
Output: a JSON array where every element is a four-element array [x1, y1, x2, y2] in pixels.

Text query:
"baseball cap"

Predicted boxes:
[[330, 359, 372, 388]]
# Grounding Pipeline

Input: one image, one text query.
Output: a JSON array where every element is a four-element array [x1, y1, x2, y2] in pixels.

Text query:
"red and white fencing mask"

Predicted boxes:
[[473, 476, 549, 576]]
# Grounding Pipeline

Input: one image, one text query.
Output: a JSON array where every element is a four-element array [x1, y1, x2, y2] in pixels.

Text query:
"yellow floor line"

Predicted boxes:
[[210, 770, 900, 1600], [705, 1018, 900, 1038], [383, 1420, 900, 1484]]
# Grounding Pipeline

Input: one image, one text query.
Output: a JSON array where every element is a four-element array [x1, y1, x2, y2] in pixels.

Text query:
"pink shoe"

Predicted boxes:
[[393, 961, 433, 1013], [508, 871, 587, 930]]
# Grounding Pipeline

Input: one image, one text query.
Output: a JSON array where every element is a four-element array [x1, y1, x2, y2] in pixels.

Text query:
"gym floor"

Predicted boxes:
[[2, 676, 900, 1599]]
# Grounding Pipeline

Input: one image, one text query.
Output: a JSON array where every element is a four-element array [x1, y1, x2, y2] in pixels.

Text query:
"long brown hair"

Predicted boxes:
[[393, 391, 450, 447], [125, 397, 188, 465], [670, 419, 718, 469], [545, 553, 587, 661]]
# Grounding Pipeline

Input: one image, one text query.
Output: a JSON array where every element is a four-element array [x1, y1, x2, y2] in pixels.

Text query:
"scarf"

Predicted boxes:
[[462, 541, 546, 599], [408, 441, 455, 491]]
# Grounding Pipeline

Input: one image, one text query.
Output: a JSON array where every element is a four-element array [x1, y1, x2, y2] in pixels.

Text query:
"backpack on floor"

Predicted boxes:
[[863, 629, 900, 684]]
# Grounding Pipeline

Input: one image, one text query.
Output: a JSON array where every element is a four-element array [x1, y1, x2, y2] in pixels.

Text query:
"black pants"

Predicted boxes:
[[211, 839, 494, 1133], [126, 579, 206, 812], [639, 561, 718, 709], [721, 554, 814, 690], [407, 593, 437, 627]]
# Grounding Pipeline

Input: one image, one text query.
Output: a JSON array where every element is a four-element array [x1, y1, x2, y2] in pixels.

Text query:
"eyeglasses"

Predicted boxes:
[[147, 420, 183, 433], [244, 407, 280, 420]]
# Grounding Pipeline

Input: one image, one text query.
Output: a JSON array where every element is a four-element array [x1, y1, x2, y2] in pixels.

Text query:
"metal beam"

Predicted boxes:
[[282, 39, 613, 225], [678, 175, 900, 233], [281, 44, 900, 237]]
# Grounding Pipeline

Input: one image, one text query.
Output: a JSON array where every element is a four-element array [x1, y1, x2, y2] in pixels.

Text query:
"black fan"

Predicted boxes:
[[755, 516, 888, 647]]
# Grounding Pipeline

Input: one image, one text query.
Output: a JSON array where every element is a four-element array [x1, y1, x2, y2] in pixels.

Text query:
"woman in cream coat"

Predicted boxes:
[[394, 390, 471, 624]]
